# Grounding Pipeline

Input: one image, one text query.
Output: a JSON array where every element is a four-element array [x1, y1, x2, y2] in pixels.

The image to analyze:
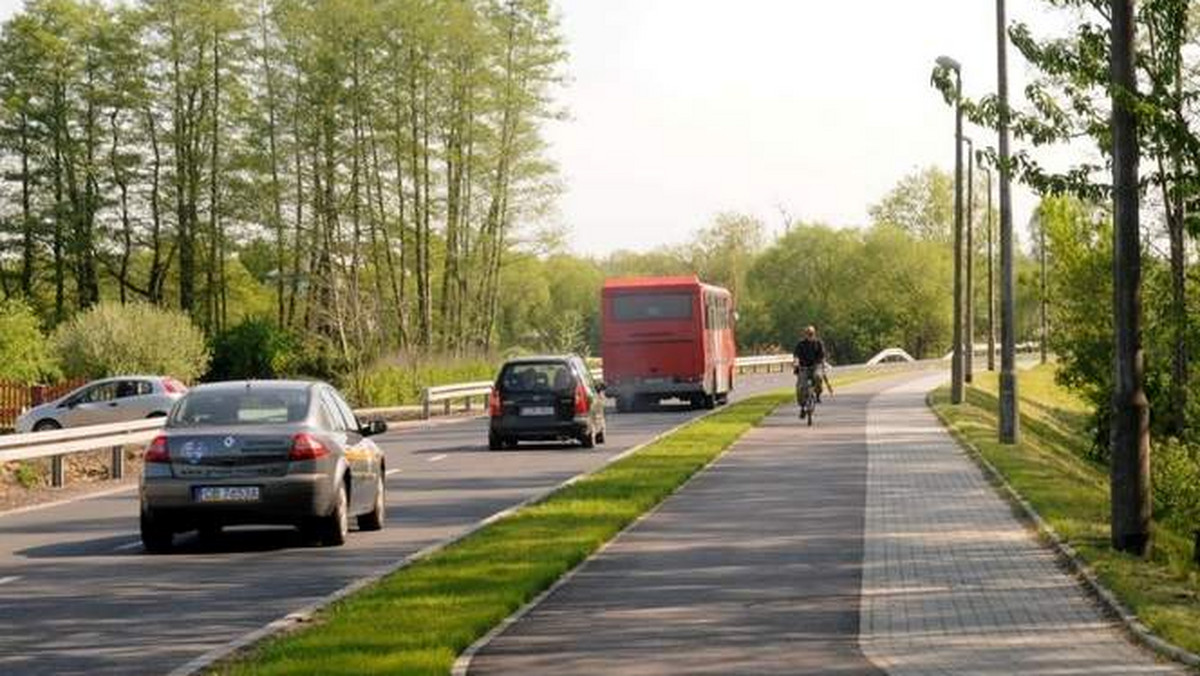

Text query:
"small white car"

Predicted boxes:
[[15, 376, 188, 433]]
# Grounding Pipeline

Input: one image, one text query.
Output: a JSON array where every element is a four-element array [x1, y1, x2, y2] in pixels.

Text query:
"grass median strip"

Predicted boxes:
[[216, 390, 791, 676], [931, 366, 1200, 657]]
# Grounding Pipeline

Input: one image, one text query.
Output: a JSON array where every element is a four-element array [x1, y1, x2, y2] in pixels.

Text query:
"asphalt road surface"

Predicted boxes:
[[0, 371, 791, 676]]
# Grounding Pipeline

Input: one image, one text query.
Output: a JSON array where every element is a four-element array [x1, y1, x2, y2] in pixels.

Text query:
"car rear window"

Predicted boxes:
[[499, 362, 577, 393], [612, 293, 693, 321], [169, 388, 310, 427]]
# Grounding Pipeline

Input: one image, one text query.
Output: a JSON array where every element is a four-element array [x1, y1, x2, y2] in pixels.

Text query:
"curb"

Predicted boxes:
[[171, 401, 730, 676], [449, 396, 781, 676], [926, 390, 1200, 671]]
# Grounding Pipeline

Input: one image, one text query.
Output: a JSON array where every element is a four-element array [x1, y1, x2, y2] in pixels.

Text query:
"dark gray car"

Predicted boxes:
[[488, 355, 607, 450], [139, 380, 388, 552]]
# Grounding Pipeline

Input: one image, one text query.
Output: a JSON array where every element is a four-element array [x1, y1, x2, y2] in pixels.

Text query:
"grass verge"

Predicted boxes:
[[931, 366, 1200, 656], [216, 391, 792, 675]]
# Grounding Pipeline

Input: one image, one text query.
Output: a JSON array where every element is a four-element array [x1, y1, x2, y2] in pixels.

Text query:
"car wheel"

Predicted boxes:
[[140, 511, 173, 554], [32, 419, 61, 432], [616, 397, 631, 414], [357, 473, 385, 532], [318, 481, 349, 546], [579, 427, 596, 449]]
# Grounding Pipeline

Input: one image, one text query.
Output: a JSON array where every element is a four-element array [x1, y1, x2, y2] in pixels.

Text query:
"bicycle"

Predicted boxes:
[[795, 366, 819, 427]]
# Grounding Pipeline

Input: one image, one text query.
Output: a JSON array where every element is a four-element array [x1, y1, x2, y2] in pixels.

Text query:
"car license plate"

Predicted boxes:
[[520, 406, 555, 417], [195, 486, 260, 503]]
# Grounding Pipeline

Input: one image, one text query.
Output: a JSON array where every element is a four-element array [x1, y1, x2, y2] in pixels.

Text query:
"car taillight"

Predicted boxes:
[[144, 435, 170, 463], [162, 378, 188, 394], [289, 433, 329, 461], [488, 389, 502, 417], [574, 384, 589, 415]]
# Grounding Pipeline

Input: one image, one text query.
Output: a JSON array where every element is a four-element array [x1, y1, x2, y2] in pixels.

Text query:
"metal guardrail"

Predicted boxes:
[[0, 349, 925, 488]]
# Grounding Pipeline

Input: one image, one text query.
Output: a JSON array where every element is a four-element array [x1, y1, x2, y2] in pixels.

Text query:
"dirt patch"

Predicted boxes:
[[0, 446, 143, 514]]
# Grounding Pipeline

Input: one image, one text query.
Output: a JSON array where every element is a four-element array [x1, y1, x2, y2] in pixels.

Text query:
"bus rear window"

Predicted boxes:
[[612, 294, 693, 321]]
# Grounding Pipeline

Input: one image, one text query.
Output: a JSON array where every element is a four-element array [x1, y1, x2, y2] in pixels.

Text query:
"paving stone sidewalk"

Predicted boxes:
[[859, 375, 1182, 675]]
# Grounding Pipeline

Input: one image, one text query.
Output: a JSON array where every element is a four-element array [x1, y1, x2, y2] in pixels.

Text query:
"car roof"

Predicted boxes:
[[186, 380, 321, 393]]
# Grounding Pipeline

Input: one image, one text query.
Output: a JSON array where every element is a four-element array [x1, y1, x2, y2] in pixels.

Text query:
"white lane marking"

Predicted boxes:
[[428, 454, 448, 463], [385, 468, 403, 477], [0, 576, 20, 585], [113, 540, 143, 552]]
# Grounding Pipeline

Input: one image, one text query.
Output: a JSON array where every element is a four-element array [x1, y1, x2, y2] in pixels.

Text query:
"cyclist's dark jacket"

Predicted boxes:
[[793, 338, 826, 368]]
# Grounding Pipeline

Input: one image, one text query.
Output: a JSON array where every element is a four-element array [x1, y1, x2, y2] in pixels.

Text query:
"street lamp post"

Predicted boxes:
[[995, 0, 1020, 443], [964, 135, 975, 383], [984, 166, 996, 371], [937, 55, 965, 405]]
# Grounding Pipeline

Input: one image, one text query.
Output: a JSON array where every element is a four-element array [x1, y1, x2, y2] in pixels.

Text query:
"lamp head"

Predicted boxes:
[[936, 55, 961, 72]]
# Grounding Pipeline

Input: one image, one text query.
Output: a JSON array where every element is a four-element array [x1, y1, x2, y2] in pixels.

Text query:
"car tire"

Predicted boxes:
[[357, 474, 385, 532], [579, 427, 596, 449], [317, 481, 349, 547], [32, 419, 61, 432], [616, 397, 632, 414], [140, 511, 173, 554]]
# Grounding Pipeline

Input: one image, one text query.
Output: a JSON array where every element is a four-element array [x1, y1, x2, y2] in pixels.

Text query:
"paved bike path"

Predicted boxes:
[[469, 378, 892, 675], [468, 372, 1180, 675]]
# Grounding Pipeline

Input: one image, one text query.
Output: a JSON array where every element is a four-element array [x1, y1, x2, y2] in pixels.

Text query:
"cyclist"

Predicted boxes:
[[792, 326, 827, 414]]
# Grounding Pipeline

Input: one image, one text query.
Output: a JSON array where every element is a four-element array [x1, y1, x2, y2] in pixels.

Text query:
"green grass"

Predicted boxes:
[[217, 391, 792, 675], [931, 366, 1200, 656]]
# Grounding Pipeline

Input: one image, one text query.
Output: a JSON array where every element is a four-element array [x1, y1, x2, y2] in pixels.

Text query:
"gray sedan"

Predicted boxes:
[[15, 376, 187, 433], [139, 380, 388, 552]]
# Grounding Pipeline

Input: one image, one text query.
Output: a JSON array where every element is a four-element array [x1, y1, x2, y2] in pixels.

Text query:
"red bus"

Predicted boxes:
[[601, 276, 736, 412]]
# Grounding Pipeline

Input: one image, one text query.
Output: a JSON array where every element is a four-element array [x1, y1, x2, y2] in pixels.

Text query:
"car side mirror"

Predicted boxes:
[[360, 419, 388, 437]]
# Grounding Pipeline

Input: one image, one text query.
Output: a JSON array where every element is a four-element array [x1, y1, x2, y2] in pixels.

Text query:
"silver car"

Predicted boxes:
[[14, 376, 188, 433], [139, 380, 388, 552]]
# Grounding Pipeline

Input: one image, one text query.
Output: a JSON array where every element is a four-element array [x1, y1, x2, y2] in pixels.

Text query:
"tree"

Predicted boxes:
[[52, 301, 210, 380], [868, 167, 955, 244], [0, 299, 59, 384]]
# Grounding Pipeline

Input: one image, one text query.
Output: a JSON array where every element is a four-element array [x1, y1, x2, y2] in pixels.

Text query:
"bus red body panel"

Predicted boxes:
[[601, 276, 736, 407]]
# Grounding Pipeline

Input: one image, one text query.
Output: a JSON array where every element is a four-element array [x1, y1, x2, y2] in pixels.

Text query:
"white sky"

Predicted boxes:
[[548, 0, 1083, 254], [0, 0, 1086, 255]]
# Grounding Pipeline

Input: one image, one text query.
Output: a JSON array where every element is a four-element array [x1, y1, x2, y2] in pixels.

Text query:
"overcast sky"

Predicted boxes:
[[547, 0, 1081, 255], [0, 0, 1083, 256]]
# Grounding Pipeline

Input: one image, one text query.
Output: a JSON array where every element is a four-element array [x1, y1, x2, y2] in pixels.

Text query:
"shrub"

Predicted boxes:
[[0, 299, 59, 384], [1152, 438, 1200, 535], [52, 302, 210, 382], [353, 354, 497, 407], [207, 318, 297, 381]]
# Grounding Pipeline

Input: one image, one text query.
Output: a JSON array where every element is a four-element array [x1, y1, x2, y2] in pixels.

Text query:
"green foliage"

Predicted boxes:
[[742, 223, 953, 362], [0, 299, 59, 384], [1041, 194, 1200, 453], [1153, 438, 1200, 536], [207, 318, 297, 381], [353, 355, 497, 407], [51, 302, 210, 381], [868, 166, 955, 244]]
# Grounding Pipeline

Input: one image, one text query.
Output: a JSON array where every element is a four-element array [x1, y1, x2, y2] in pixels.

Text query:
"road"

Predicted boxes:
[[0, 371, 792, 676]]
